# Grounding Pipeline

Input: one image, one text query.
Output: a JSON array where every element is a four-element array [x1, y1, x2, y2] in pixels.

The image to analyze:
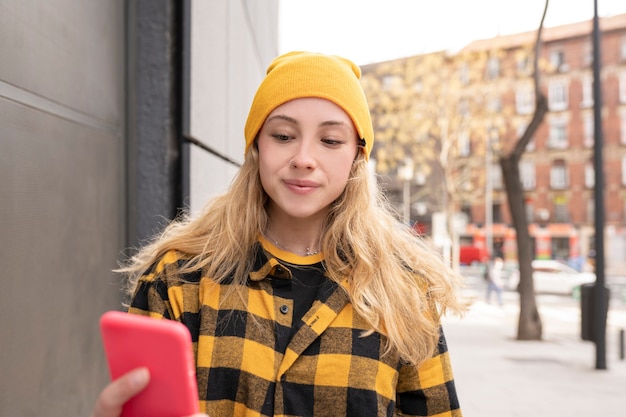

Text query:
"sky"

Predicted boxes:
[[279, 0, 626, 65]]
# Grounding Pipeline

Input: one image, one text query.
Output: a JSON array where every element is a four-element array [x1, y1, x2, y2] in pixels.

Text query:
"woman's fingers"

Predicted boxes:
[[90, 367, 150, 417], [90, 367, 208, 417]]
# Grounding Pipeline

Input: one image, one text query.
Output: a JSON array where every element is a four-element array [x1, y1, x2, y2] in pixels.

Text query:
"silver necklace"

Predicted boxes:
[[265, 233, 320, 256]]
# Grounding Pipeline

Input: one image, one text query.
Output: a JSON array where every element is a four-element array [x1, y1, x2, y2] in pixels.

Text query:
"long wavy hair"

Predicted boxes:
[[120, 145, 466, 365]]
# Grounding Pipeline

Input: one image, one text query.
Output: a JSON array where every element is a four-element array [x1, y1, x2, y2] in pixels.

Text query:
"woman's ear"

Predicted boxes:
[[357, 138, 367, 158], [353, 146, 365, 163]]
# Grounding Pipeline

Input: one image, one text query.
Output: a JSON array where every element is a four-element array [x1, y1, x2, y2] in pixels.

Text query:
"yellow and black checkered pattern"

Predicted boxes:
[[128, 243, 462, 417]]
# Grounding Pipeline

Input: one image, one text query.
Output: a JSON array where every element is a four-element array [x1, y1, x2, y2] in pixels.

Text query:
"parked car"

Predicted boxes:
[[459, 245, 488, 265], [504, 259, 596, 296]]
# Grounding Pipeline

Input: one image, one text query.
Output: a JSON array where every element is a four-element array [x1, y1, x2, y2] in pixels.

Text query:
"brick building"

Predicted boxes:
[[361, 14, 626, 274]]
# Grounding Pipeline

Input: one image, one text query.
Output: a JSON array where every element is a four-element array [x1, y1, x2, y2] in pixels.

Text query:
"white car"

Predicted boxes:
[[504, 259, 596, 296]]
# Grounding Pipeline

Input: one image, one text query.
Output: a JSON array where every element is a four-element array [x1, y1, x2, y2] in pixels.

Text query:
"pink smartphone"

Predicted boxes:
[[99, 311, 199, 417]]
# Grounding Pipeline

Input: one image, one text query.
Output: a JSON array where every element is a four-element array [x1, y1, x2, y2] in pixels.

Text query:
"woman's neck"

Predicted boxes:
[[264, 217, 324, 257]]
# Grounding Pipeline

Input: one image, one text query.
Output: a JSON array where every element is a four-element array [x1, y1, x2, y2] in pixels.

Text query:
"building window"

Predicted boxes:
[[516, 83, 534, 115], [583, 42, 593, 67], [382, 75, 402, 92], [550, 49, 568, 72], [458, 98, 470, 117], [620, 71, 626, 104], [550, 159, 569, 189], [488, 97, 502, 112], [581, 74, 593, 108], [493, 202, 503, 223], [585, 160, 595, 188], [515, 49, 533, 76], [516, 54, 530, 75], [548, 79, 569, 111], [458, 131, 470, 157], [621, 36, 626, 61], [583, 113, 594, 148], [548, 117, 568, 149], [458, 166, 471, 192], [461, 202, 472, 222], [587, 197, 595, 224], [486, 56, 500, 79], [412, 76, 423, 93], [553, 195, 569, 223], [491, 162, 503, 190], [520, 160, 536, 190], [622, 155, 626, 186], [459, 63, 469, 85]]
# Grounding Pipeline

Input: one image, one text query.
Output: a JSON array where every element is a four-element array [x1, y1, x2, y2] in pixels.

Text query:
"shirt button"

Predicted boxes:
[[279, 305, 289, 314]]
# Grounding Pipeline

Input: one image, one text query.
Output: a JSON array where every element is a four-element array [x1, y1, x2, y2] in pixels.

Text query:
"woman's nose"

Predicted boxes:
[[290, 140, 317, 169]]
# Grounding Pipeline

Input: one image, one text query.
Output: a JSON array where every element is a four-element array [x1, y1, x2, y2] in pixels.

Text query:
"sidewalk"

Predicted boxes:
[[442, 285, 626, 417]]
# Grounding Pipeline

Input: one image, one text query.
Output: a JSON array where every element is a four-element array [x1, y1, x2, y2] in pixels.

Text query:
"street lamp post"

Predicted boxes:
[[403, 178, 410, 225], [591, 0, 607, 370], [399, 158, 414, 225], [485, 145, 493, 259]]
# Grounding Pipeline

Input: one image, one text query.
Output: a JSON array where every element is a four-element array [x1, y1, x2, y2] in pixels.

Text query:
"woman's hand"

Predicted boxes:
[[89, 367, 207, 417], [90, 367, 150, 417]]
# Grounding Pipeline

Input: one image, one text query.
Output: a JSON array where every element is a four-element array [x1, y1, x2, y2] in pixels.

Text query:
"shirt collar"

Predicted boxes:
[[257, 234, 324, 265]]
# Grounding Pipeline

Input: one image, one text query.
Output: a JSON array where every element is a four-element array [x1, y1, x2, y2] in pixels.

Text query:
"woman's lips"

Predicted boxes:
[[283, 179, 319, 194]]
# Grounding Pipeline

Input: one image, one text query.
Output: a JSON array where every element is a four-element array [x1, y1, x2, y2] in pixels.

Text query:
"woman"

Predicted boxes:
[[92, 51, 466, 417]]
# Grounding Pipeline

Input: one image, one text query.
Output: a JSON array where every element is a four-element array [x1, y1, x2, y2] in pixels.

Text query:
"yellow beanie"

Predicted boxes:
[[244, 51, 374, 160]]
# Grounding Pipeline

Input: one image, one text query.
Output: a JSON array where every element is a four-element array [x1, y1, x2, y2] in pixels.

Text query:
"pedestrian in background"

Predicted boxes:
[[90, 51, 467, 417], [486, 256, 505, 306]]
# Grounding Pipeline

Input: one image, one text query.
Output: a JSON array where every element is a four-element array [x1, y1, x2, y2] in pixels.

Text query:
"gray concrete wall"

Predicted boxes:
[[0, 1, 126, 415]]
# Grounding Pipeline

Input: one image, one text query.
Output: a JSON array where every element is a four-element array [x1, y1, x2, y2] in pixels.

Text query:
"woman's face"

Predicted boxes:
[[257, 97, 358, 223]]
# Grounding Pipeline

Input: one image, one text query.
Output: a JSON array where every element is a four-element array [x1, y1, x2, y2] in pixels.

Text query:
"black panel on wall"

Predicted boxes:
[[126, 0, 184, 248]]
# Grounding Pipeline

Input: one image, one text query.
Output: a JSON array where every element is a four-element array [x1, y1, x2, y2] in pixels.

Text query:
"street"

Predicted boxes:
[[442, 274, 626, 417]]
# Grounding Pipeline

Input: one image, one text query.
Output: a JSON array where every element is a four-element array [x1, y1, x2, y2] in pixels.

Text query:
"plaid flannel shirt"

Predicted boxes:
[[128, 242, 462, 417]]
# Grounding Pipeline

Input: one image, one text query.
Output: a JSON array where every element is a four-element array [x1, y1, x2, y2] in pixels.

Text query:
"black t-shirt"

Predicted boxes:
[[271, 262, 326, 336], [259, 236, 328, 336]]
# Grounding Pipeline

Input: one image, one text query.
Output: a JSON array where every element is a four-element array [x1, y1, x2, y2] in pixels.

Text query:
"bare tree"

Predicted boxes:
[[499, 0, 549, 340]]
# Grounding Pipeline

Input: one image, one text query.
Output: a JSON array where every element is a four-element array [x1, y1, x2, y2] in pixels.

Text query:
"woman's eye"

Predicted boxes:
[[322, 138, 343, 146], [272, 133, 291, 141]]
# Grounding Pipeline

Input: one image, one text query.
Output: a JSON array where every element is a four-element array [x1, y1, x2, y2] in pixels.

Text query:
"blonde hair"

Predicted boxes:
[[120, 146, 466, 365]]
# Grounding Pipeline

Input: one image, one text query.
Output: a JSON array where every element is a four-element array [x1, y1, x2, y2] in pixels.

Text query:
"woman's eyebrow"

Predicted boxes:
[[319, 120, 350, 128], [265, 114, 297, 124], [265, 115, 353, 132]]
